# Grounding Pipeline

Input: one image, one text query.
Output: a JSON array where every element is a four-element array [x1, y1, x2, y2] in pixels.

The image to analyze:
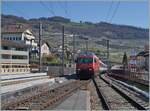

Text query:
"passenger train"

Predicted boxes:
[[75, 52, 105, 79]]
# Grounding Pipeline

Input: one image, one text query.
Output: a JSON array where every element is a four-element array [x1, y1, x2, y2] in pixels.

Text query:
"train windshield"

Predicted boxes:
[[78, 58, 93, 64]]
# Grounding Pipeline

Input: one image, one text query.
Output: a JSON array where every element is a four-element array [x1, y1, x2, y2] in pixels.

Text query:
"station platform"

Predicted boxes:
[[53, 90, 91, 110], [1, 76, 49, 86], [1, 72, 72, 101], [1, 73, 47, 81], [1, 78, 55, 94]]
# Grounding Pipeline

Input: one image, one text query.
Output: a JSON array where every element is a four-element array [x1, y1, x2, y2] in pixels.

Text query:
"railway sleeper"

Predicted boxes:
[[100, 76, 147, 110]]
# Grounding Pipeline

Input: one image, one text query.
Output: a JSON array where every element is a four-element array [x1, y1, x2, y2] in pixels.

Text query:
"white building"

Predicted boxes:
[[2, 24, 37, 49], [1, 40, 30, 74], [41, 42, 51, 57]]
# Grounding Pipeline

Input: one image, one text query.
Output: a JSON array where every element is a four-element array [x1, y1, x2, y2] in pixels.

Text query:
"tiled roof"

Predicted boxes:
[[144, 52, 149, 57], [137, 51, 149, 57], [37, 40, 51, 48], [1, 40, 29, 48], [2, 24, 31, 33]]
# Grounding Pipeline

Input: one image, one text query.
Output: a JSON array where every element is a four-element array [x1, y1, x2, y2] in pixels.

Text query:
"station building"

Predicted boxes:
[[1, 40, 30, 74]]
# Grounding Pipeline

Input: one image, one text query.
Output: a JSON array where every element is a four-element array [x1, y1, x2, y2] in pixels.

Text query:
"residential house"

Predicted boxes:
[[2, 24, 38, 61], [2, 24, 37, 48], [41, 42, 51, 57], [136, 44, 149, 71]]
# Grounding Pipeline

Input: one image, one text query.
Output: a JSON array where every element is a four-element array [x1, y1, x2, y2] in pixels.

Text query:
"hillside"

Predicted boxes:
[[1, 14, 149, 63], [1, 14, 149, 40]]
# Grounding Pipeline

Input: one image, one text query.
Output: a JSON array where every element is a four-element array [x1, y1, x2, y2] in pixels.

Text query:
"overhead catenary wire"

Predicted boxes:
[[57, 0, 69, 18], [109, 1, 120, 23], [103, 1, 121, 60], [64, 1, 70, 18], [39, 1, 55, 16], [105, 1, 114, 22], [48, 1, 55, 16]]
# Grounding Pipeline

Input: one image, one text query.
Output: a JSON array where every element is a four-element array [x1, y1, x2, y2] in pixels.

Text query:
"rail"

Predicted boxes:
[[92, 76, 147, 110], [100, 76, 146, 110], [2, 80, 90, 110], [92, 78, 110, 110]]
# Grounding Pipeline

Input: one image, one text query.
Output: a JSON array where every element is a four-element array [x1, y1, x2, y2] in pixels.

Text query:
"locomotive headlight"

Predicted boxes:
[[89, 68, 93, 71]]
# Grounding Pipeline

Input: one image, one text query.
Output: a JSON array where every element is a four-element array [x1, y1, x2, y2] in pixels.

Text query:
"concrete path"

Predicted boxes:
[[1, 73, 47, 80], [1, 78, 55, 94], [53, 90, 91, 110]]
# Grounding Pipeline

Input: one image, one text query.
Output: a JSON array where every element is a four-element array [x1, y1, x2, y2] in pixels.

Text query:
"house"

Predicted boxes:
[[136, 51, 145, 67], [1, 40, 30, 74], [128, 49, 137, 72], [136, 44, 149, 71], [144, 52, 149, 71], [2, 24, 38, 61], [2, 24, 37, 48], [41, 42, 51, 57]]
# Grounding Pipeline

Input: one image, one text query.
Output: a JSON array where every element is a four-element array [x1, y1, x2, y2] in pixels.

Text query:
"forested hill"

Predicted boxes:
[[1, 14, 149, 39]]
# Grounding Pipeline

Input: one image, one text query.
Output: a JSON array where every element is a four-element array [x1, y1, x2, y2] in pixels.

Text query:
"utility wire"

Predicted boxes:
[[65, 1, 69, 17], [48, 2, 55, 16], [105, 1, 114, 22], [57, 1, 69, 18], [39, 1, 55, 16], [109, 1, 120, 23]]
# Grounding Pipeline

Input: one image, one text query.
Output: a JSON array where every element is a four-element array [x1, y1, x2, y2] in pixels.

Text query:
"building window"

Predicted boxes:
[[1, 54, 10, 59], [2, 46, 9, 50], [12, 55, 28, 59]]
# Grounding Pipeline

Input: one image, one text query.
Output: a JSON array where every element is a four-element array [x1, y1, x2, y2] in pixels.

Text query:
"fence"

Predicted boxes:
[[47, 65, 75, 77], [109, 69, 149, 86]]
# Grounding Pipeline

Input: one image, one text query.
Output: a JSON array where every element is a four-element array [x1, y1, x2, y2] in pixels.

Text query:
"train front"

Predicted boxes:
[[76, 56, 94, 79]]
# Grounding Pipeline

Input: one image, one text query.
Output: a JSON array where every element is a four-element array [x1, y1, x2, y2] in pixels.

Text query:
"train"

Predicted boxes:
[[75, 52, 102, 79]]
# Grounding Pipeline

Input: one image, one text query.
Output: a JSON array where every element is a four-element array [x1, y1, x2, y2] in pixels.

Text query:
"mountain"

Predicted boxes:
[[1, 14, 149, 40]]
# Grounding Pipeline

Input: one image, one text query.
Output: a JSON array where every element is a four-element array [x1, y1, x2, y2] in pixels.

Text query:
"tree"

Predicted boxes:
[[122, 52, 128, 70]]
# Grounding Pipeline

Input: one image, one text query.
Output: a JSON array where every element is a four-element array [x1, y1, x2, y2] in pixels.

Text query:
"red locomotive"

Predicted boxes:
[[75, 52, 100, 79]]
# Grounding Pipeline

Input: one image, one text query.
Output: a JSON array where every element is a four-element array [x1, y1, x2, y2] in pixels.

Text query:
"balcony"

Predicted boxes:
[[1, 50, 29, 56], [1, 59, 29, 64]]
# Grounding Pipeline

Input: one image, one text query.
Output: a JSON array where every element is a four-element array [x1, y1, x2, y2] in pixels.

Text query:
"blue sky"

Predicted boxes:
[[2, 1, 149, 28]]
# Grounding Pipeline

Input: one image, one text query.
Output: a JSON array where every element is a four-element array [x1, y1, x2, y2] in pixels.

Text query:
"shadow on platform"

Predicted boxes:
[[59, 73, 78, 80]]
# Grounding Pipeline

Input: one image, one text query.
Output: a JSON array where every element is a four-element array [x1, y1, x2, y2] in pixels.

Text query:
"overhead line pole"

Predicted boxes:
[[39, 22, 42, 72], [109, 1, 120, 23], [106, 39, 110, 70], [73, 33, 75, 63], [106, 39, 109, 60], [86, 39, 88, 52], [62, 25, 65, 76]]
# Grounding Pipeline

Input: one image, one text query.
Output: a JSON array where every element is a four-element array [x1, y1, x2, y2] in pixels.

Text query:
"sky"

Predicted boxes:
[[1, 0, 149, 28]]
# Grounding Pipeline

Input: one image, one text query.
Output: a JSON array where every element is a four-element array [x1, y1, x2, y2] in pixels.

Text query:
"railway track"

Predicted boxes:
[[92, 76, 147, 110], [103, 75, 149, 109], [2, 80, 90, 110]]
